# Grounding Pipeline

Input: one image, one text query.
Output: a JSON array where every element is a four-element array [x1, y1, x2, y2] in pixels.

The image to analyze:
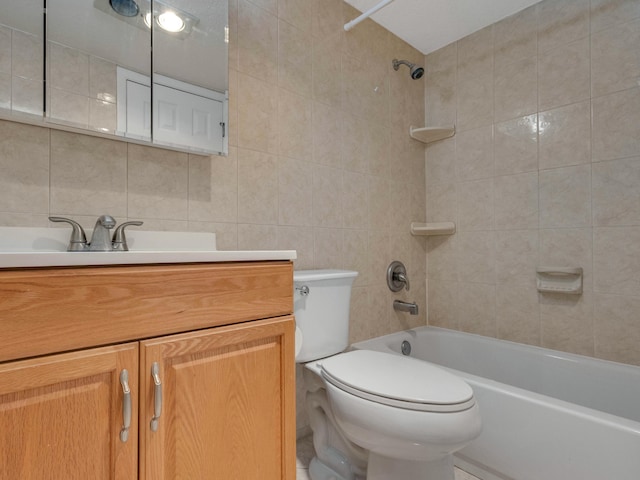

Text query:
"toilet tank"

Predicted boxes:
[[294, 270, 358, 363]]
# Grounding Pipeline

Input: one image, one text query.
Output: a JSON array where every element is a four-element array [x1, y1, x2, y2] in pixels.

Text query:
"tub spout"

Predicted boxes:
[[393, 300, 419, 315]]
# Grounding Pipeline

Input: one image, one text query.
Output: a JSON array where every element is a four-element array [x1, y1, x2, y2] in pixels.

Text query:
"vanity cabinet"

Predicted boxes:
[[0, 261, 295, 480]]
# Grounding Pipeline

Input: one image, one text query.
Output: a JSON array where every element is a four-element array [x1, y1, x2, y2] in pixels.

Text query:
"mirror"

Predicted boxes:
[[46, 0, 151, 139], [0, 0, 228, 155], [0, 0, 45, 120], [152, 0, 228, 154]]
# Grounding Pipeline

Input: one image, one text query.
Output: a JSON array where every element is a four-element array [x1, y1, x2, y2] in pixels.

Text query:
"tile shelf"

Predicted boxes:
[[409, 126, 455, 144], [410, 222, 456, 236]]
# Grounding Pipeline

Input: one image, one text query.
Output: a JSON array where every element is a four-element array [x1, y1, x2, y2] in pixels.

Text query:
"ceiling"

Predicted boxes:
[[344, 0, 544, 55]]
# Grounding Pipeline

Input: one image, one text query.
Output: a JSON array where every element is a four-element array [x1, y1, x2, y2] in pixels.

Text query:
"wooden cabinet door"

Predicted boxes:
[[140, 316, 295, 480], [0, 343, 138, 480]]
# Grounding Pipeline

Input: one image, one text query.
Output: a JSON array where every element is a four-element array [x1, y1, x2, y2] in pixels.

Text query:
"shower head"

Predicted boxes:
[[392, 59, 424, 80]]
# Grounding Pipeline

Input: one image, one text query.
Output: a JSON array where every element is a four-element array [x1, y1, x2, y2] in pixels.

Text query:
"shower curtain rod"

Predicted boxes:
[[343, 0, 397, 31]]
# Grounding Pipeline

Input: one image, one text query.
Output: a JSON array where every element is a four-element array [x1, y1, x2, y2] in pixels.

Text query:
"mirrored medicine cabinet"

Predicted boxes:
[[0, 0, 228, 155]]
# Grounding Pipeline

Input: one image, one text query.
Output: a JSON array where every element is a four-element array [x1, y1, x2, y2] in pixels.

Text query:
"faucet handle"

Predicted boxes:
[[112, 221, 144, 251], [48, 216, 88, 251]]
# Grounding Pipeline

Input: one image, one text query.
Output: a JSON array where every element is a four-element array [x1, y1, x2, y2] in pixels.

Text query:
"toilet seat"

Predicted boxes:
[[319, 350, 475, 413]]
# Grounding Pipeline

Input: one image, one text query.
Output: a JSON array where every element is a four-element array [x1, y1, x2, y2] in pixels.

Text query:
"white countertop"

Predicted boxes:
[[0, 226, 295, 268], [0, 250, 297, 269]]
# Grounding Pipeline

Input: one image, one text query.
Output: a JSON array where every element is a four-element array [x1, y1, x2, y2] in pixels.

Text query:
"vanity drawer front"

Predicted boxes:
[[0, 261, 293, 363]]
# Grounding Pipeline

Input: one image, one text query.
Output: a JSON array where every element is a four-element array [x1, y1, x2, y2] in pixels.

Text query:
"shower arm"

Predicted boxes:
[[344, 0, 397, 31]]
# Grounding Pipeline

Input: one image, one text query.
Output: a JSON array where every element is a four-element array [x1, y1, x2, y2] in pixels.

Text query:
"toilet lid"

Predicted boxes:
[[319, 350, 475, 412]]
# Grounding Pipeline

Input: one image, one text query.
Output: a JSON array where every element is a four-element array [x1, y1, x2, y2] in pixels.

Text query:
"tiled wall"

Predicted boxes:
[[0, 0, 427, 342], [424, 0, 640, 366]]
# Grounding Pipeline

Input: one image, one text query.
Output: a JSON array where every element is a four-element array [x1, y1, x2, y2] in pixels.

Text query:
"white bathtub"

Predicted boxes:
[[352, 326, 640, 480]]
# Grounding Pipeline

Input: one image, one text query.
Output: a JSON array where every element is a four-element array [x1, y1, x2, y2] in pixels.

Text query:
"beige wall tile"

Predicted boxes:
[[312, 165, 343, 228], [457, 27, 493, 131], [278, 88, 312, 160], [368, 122, 391, 178], [0, 120, 49, 214], [278, 20, 312, 97], [425, 43, 457, 126], [190, 221, 238, 250], [312, 35, 342, 107], [538, 37, 590, 111], [540, 290, 594, 356], [593, 156, 640, 226], [538, 100, 591, 170], [312, 101, 342, 168], [277, 225, 313, 269], [427, 280, 459, 329], [427, 235, 458, 283], [51, 130, 127, 217], [237, 0, 278, 85], [494, 56, 537, 123], [594, 293, 640, 365], [537, 0, 590, 53], [312, 0, 342, 39], [278, 156, 312, 226], [426, 183, 457, 223], [369, 231, 390, 286], [591, 18, 640, 98], [341, 112, 368, 174], [426, 137, 455, 185], [279, 0, 312, 31], [188, 150, 238, 223], [88, 56, 116, 102], [495, 229, 538, 285], [313, 227, 344, 268], [342, 4, 390, 62], [237, 148, 278, 224], [591, 0, 640, 33], [494, 114, 538, 176], [238, 223, 278, 250], [455, 126, 494, 181], [344, 228, 370, 287], [368, 176, 390, 231], [594, 226, 640, 297], [127, 143, 188, 220], [342, 171, 369, 230], [237, 72, 278, 153], [497, 283, 540, 345], [458, 282, 497, 337], [457, 179, 494, 231], [494, 172, 539, 230], [540, 227, 593, 289], [539, 164, 591, 228], [494, 5, 538, 69], [457, 231, 496, 284], [89, 99, 116, 134], [592, 87, 640, 162]]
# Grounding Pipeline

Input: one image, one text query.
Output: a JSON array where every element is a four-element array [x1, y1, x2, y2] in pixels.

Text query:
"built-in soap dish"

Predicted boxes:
[[536, 267, 583, 294]]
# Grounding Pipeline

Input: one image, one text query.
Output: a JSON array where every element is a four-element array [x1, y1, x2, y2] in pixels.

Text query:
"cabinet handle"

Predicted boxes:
[[119, 369, 131, 442], [150, 362, 162, 432]]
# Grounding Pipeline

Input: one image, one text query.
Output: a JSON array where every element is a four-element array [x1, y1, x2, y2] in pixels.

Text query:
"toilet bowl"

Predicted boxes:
[[295, 270, 481, 480]]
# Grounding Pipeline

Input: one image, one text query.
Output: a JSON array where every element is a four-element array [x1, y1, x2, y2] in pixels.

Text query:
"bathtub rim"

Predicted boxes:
[[352, 326, 640, 435]]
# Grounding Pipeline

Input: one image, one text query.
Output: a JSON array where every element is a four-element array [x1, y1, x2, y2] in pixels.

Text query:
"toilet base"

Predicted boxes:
[[367, 453, 454, 480]]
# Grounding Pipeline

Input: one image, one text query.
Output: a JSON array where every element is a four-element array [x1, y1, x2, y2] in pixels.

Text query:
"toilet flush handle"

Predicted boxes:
[[296, 285, 310, 296]]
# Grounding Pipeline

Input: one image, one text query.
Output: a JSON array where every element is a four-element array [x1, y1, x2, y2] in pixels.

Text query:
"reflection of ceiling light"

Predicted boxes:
[[157, 11, 185, 32], [110, 0, 139, 17]]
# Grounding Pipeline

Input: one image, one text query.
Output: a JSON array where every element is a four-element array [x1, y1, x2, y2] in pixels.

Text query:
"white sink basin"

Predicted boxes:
[[0, 227, 296, 268]]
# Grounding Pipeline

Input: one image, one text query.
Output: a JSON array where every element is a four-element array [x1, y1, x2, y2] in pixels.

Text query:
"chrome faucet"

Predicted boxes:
[[48, 215, 143, 252], [88, 215, 117, 251], [394, 300, 419, 315]]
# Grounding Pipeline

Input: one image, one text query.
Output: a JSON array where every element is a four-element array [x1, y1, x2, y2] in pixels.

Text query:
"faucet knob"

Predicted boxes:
[[387, 261, 410, 292], [48, 216, 88, 251], [112, 221, 144, 251]]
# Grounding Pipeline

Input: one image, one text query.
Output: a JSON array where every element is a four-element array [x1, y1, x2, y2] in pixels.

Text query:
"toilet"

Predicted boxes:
[[295, 269, 482, 480]]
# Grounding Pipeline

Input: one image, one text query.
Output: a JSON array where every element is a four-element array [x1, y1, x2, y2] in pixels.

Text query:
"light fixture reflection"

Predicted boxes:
[[158, 11, 185, 32]]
